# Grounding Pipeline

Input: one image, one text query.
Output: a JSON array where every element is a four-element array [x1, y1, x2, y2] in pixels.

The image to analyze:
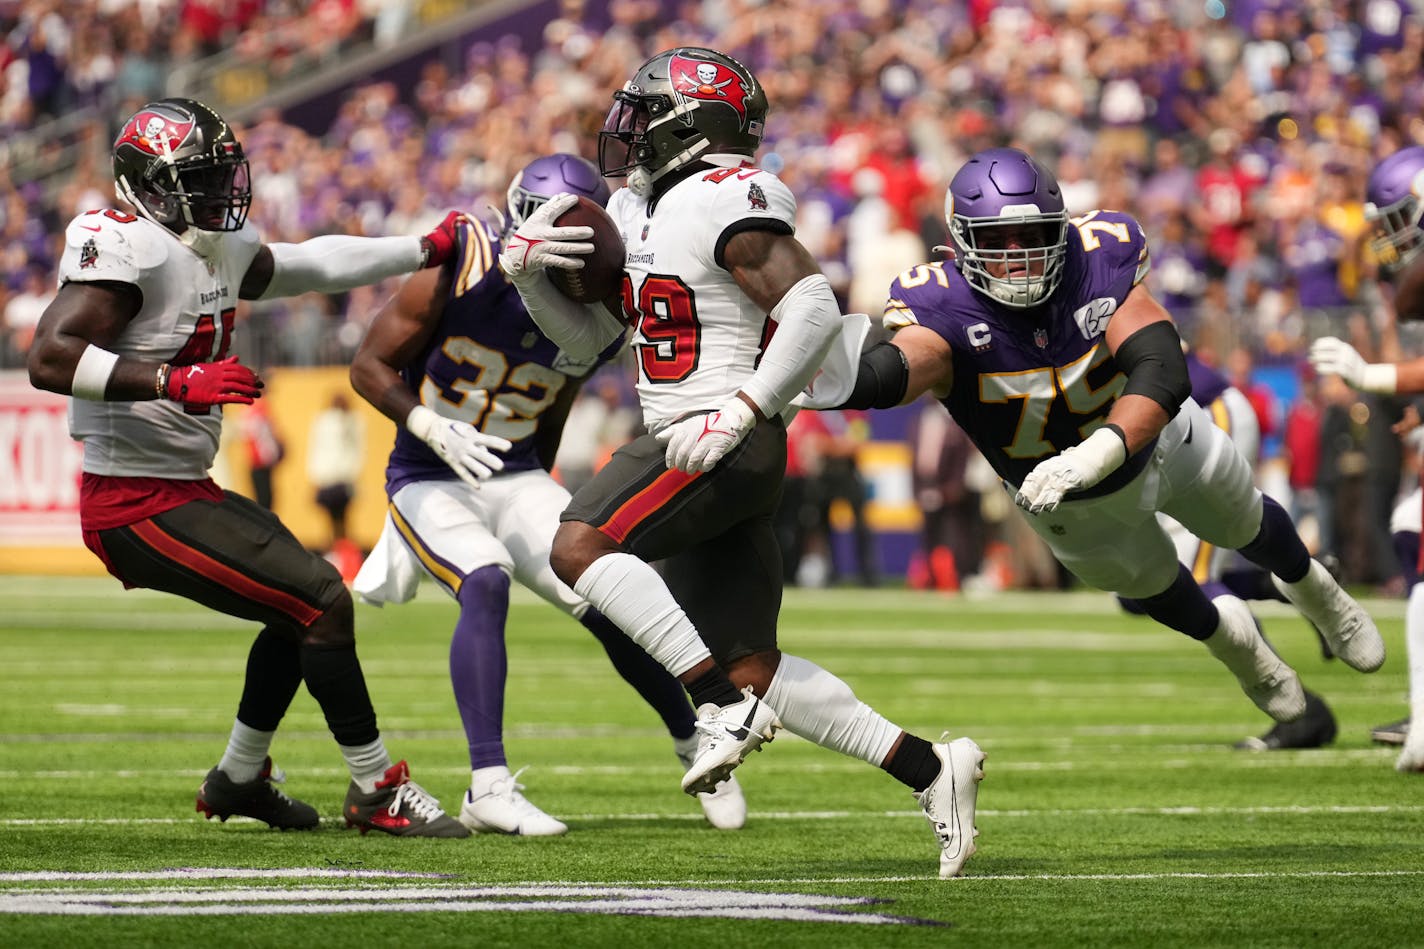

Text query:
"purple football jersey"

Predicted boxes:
[[385, 220, 613, 495], [886, 209, 1153, 495], [1186, 351, 1229, 408]]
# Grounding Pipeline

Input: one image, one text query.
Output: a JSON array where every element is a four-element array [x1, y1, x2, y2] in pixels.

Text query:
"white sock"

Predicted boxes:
[[762, 653, 901, 765], [1407, 585, 1424, 724], [574, 553, 711, 677], [341, 739, 394, 793], [218, 721, 274, 784], [471, 764, 512, 794]]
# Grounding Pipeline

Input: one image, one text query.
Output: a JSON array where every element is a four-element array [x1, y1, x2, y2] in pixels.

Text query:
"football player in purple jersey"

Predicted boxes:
[[1309, 144, 1424, 770], [349, 154, 748, 832], [838, 146, 1384, 724]]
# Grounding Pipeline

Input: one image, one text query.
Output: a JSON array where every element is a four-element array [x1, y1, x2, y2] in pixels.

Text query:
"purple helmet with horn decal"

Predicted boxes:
[[505, 153, 610, 231], [945, 147, 1069, 308], [1365, 146, 1424, 275]]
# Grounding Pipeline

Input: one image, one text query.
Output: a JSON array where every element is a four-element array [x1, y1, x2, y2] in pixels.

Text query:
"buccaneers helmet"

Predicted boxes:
[[113, 98, 251, 233], [1365, 146, 1424, 275], [599, 47, 768, 196], [506, 153, 611, 230], [945, 147, 1069, 309]]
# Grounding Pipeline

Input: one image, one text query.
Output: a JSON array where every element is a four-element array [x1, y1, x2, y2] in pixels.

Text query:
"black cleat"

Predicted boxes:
[[1235, 690, 1337, 751], [1370, 717, 1411, 746], [196, 757, 320, 830]]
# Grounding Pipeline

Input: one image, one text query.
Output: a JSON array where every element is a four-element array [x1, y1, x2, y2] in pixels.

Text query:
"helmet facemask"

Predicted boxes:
[[950, 209, 1069, 308], [1366, 191, 1424, 274]]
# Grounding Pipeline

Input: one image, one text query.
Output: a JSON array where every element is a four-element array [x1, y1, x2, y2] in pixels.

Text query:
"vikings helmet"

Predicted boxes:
[[1365, 146, 1424, 274], [112, 98, 251, 233], [945, 147, 1069, 308], [506, 153, 611, 231], [599, 47, 768, 197]]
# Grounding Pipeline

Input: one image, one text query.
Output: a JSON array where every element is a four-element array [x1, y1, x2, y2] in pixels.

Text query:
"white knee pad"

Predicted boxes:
[[763, 654, 901, 765]]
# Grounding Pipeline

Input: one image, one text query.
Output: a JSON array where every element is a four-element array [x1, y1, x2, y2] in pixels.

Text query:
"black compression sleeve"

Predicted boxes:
[[1113, 321, 1191, 417], [838, 341, 910, 410]]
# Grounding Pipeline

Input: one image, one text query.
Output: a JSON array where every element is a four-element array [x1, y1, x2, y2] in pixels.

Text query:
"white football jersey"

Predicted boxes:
[[606, 165, 797, 429], [56, 209, 262, 478]]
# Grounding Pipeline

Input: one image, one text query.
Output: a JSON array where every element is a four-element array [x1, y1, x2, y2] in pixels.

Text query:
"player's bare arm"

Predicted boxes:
[[28, 281, 148, 397], [887, 325, 956, 403], [1102, 283, 1190, 454], [350, 266, 451, 423]]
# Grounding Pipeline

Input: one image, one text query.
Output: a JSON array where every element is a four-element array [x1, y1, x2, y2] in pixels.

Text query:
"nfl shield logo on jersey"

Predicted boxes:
[[1034, 327, 1049, 349]]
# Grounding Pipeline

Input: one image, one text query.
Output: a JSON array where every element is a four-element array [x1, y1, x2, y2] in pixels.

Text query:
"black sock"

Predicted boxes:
[[1138, 563, 1219, 641], [1238, 495, 1311, 583], [236, 626, 302, 731], [884, 734, 941, 792], [301, 640, 379, 746], [684, 666, 744, 710]]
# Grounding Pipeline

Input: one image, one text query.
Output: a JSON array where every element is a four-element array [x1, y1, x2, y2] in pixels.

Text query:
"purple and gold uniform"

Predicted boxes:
[[385, 219, 610, 497], [886, 210, 1150, 498]]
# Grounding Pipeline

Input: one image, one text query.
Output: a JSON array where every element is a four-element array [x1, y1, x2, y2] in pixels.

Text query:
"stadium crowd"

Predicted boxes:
[[3, 0, 1422, 585]]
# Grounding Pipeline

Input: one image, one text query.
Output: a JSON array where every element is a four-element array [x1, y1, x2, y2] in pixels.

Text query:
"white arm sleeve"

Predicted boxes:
[[509, 270, 625, 360], [259, 234, 423, 300], [738, 273, 843, 417]]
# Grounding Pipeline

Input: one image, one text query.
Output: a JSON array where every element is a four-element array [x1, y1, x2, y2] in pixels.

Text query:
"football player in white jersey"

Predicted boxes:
[[349, 154, 747, 833], [27, 97, 507, 835], [500, 48, 985, 879]]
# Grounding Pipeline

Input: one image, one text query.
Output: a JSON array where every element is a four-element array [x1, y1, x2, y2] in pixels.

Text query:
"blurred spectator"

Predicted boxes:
[[2, 265, 54, 366], [802, 410, 880, 589], [307, 392, 364, 548], [906, 399, 983, 593], [553, 371, 639, 497], [1284, 365, 1325, 549], [239, 397, 284, 511]]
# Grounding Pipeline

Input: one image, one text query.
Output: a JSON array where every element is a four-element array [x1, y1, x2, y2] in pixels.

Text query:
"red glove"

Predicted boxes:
[[419, 210, 466, 269], [163, 356, 264, 406]]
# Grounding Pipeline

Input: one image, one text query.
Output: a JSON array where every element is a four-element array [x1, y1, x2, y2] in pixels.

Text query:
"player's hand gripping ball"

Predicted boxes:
[[547, 196, 626, 304]]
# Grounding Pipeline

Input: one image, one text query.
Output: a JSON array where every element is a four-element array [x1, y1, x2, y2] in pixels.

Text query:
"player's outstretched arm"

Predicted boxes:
[[29, 281, 262, 406], [1309, 336, 1424, 395], [1015, 285, 1188, 515], [239, 211, 469, 300]]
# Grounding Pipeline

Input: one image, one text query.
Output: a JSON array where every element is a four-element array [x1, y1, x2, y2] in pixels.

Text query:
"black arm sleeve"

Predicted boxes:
[[837, 341, 910, 410], [1113, 321, 1191, 417]]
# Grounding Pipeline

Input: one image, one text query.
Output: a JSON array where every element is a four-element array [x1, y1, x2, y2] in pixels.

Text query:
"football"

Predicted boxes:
[[547, 195, 626, 304]]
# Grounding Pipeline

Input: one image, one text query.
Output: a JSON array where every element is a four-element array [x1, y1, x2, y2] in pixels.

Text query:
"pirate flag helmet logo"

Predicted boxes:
[[599, 47, 769, 196]]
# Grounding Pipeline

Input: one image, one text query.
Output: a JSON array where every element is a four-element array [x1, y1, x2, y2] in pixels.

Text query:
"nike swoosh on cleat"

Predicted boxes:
[[722, 701, 760, 742]]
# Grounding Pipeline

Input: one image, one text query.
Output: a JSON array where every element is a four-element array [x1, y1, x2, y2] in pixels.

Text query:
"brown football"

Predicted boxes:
[[547, 195, 626, 304]]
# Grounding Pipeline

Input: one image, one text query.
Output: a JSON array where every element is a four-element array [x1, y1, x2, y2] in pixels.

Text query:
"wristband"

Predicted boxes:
[[405, 404, 439, 440], [1361, 363, 1399, 394], [72, 344, 120, 401], [155, 363, 171, 399]]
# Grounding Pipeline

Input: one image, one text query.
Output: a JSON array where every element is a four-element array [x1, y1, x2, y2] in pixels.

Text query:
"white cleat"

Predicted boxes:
[[1272, 559, 1386, 673], [1397, 737, 1424, 774], [458, 767, 568, 836], [1205, 595, 1307, 722], [916, 737, 985, 879], [675, 735, 747, 830], [681, 686, 781, 796]]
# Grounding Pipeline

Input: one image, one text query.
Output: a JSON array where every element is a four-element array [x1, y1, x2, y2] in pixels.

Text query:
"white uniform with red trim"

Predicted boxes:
[[56, 209, 261, 479], [605, 165, 796, 431]]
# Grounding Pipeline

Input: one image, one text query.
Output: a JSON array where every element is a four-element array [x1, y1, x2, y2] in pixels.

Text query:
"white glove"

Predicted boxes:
[[406, 405, 512, 489], [655, 398, 758, 473], [1013, 426, 1127, 514], [1309, 336, 1397, 393], [497, 192, 593, 281]]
